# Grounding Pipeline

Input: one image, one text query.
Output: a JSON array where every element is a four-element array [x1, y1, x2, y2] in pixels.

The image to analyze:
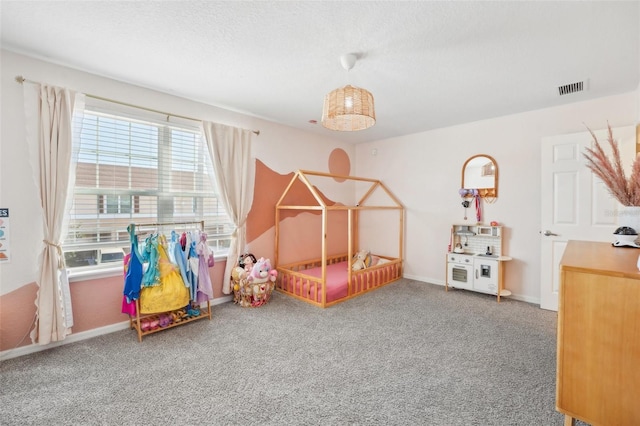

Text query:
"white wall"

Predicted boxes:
[[0, 49, 352, 295], [3, 49, 638, 306], [355, 93, 638, 304]]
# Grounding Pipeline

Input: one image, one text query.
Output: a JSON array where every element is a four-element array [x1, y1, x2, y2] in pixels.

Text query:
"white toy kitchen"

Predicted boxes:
[[446, 224, 512, 302]]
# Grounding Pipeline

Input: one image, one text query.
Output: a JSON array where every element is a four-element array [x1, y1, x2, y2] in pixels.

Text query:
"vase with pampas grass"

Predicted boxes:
[[583, 123, 640, 233]]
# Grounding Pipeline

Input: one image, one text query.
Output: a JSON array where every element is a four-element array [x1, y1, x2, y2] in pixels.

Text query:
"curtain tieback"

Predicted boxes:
[[43, 240, 66, 269]]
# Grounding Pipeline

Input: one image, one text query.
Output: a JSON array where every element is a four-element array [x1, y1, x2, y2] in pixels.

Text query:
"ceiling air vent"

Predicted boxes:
[[558, 81, 585, 96]]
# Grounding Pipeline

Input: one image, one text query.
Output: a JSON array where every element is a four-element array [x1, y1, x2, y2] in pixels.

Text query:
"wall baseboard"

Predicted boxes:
[[0, 296, 233, 362], [403, 273, 445, 287], [403, 275, 541, 306]]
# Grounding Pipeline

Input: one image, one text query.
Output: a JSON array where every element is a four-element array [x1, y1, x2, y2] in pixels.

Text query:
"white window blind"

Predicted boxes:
[[63, 101, 233, 269]]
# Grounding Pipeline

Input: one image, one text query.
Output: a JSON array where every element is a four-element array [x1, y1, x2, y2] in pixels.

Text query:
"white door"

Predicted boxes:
[[540, 126, 635, 311]]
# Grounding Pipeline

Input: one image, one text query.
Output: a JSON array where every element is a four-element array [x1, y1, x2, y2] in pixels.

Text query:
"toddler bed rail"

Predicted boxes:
[[276, 253, 402, 308]]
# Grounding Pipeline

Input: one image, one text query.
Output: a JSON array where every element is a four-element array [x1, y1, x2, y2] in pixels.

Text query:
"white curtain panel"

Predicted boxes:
[[23, 83, 80, 345], [201, 122, 254, 294]]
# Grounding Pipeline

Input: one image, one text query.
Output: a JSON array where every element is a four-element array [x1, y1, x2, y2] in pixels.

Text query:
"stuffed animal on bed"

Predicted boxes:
[[352, 250, 372, 271]]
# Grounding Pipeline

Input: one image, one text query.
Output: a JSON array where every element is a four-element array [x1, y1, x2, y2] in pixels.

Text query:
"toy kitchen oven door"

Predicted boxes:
[[446, 254, 473, 291]]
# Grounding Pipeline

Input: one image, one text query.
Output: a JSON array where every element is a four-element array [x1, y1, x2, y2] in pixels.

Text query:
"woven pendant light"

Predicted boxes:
[[321, 54, 376, 132]]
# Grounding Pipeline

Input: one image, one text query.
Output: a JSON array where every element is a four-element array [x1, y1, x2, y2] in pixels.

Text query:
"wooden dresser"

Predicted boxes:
[[557, 240, 640, 426]]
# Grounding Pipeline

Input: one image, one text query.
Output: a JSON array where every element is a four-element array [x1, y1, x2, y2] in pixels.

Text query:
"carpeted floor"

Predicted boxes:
[[0, 279, 574, 425]]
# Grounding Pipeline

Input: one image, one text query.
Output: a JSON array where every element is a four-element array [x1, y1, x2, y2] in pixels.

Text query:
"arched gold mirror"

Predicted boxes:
[[461, 154, 498, 199]]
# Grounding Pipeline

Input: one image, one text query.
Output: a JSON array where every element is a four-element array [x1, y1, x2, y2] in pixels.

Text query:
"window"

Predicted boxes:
[[98, 194, 137, 214], [481, 161, 495, 177], [63, 100, 233, 270]]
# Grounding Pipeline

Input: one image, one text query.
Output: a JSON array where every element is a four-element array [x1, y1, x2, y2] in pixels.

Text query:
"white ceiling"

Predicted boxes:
[[1, 1, 639, 144]]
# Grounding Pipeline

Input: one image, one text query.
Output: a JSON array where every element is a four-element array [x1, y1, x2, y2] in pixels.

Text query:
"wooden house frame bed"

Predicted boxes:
[[274, 170, 404, 308]]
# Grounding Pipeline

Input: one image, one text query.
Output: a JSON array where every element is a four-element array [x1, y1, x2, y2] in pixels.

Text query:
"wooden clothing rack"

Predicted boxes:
[[128, 220, 212, 342], [133, 220, 205, 233]]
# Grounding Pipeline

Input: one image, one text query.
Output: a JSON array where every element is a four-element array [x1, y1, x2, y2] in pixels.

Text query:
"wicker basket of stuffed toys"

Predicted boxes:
[[231, 253, 278, 307]]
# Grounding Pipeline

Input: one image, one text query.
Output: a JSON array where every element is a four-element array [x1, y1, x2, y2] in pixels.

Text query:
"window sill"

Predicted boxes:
[[68, 266, 122, 282], [67, 253, 229, 283]]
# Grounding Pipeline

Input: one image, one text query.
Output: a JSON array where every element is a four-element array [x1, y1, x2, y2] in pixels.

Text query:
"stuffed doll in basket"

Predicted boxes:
[[246, 257, 278, 306], [232, 253, 258, 306]]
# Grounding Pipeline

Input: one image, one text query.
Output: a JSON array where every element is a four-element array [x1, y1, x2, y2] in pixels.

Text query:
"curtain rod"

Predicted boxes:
[[15, 75, 260, 136]]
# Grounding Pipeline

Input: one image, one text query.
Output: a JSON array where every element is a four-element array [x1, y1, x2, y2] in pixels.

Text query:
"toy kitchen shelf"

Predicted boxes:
[[446, 224, 512, 302]]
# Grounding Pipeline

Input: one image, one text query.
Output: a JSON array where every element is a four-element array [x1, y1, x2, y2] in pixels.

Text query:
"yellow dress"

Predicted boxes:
[[139, 238, 190, 314]]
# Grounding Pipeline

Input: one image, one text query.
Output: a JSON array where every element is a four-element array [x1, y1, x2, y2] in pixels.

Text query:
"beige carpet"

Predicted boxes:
[[0, 279, 576, 425]]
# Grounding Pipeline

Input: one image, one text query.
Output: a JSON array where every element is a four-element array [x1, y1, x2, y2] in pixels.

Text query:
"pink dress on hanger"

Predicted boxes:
[[121, 253, 137, 316], [196, 232, 214, 303]]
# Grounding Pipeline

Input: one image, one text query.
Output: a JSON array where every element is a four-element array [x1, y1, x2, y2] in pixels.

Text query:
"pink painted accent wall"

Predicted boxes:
[[70, 275, 126, 332], [328, 148, 350, 181], [0, 261, 227, 352], [0, 282, 38, 352]]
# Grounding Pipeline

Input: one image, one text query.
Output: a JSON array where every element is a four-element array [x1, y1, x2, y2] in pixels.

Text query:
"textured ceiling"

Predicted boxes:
[[1, 1, 639, 144]]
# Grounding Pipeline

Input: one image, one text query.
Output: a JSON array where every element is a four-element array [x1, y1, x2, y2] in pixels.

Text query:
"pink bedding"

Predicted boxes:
[[302, 261, 349, 302], [280, 259, 399, 304]]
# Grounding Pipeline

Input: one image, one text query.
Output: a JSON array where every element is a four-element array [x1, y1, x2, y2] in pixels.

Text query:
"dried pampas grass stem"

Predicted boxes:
[[583, 122, 640, 206]]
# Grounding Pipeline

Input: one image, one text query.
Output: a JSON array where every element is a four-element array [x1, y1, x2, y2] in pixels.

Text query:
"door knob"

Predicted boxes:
[[542, 230, 558, 236]]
